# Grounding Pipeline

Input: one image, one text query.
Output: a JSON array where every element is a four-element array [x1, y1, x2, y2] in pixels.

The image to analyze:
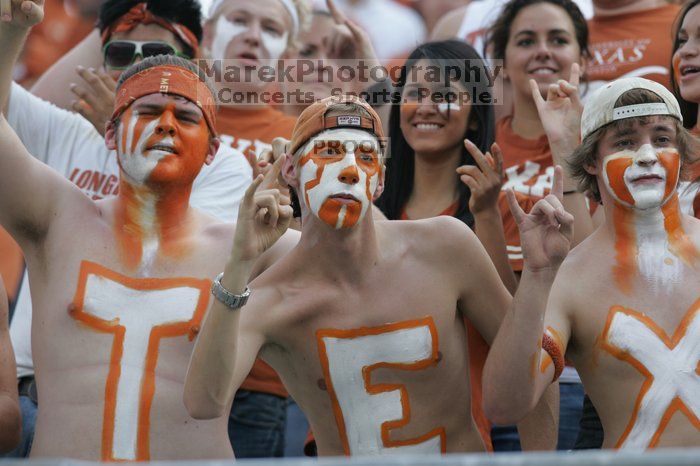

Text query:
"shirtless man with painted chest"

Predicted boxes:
[[185, 95, 569, 456], [0, 1, 293, 460], [484, 78, 700, 449]]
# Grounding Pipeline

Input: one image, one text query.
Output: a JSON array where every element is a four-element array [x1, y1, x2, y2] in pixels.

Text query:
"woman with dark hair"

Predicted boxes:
[[669, 1, 700, 218], [484, 0, 595, 452], [378, 39, 516, 293]]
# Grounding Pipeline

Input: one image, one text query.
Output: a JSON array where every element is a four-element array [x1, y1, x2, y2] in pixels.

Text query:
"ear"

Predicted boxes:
[[105, 120, 118, 151], [578, 55, 588, 80], [372, 164, 386, 201], [583, 160, 597, 176], [282, 153, 300, 190], [205, 137, 221, 165]]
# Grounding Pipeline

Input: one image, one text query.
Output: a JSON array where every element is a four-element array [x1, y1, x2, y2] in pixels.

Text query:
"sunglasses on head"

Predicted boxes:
[[103, 40, 190, 69]]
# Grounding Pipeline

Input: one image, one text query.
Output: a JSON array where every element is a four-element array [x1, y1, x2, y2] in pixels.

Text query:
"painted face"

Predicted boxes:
[[116, 94, 210, 187], [298, 129, 382, 229], [602, 145, 680, 211], [400, 61, 472, 157], [674, 5, 700, 104], [504, 3, 582, 101], [208, 0, 291, 66]]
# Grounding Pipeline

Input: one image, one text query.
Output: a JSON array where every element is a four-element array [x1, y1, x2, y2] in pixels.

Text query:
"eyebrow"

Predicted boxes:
[[514, 29, 572, 38]]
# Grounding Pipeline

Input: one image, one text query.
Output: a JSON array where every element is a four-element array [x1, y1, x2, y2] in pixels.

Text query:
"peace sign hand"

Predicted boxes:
[[506, 166, 574, 272], [232, 156, 293, 262], [529, 63, 582, 164], [1, 0, 44, 29], [457, 140, 505, 215]]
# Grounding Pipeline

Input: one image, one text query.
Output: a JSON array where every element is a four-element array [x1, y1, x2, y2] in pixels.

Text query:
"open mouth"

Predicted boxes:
[[529, 67, 558, 76], [147, 144, 178, 154], [681, 65, 700, 77], [413, 122, 444, 131], [238, 52, 260, 64]]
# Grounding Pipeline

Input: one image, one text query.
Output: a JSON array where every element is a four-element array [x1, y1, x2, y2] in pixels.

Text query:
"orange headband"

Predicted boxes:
[[113, 65, 218, 136], [101, 3, 199, 58]]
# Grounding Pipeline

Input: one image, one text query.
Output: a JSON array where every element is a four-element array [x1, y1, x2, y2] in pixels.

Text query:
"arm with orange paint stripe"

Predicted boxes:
[[0, 275, 20, 453]]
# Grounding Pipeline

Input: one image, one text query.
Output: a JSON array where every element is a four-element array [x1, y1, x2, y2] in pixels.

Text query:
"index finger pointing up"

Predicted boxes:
[[326, 0, 347, 25], [569, 63, 580, 88], [552, 165, 565, 201]]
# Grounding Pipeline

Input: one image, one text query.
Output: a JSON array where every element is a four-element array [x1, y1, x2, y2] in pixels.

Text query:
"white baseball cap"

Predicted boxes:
[[581, 77, 682, 140]]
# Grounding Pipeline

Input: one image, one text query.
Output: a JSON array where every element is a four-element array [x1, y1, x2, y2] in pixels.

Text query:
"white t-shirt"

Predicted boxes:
[[456, 0, 594, 57], [7, 83, 252, 378]]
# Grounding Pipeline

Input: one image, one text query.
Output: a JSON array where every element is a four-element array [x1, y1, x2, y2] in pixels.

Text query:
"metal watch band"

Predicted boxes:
[[211, 272, 251, 310]]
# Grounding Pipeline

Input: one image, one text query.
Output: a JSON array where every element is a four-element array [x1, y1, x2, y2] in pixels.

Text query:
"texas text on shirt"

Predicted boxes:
[[586, 3, 680, 92], [6, 82, 252, 380]]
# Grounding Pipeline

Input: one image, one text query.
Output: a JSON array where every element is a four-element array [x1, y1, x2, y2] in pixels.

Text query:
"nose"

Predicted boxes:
[[155, 111, 177, 137], [678, 38, 699, 59], [243, 21, 262, 47], [534, 40, 552, 60], [338, 165, 360, 185], [635, 144, 658, 166]]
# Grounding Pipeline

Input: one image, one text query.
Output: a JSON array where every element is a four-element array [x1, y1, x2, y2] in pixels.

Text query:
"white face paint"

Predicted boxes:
[[298, 129, 381, 229], [116, 112, 170, 186], [602, 145, 679, 211], [602, 307, 700, 449], [211, 15, 288, 64], [71, 262, 208, 461], [317, 319, 444, 455]]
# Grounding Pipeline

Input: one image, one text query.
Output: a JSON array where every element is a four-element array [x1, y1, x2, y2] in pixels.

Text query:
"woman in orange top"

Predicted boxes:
[[484, 0, 595, 452]]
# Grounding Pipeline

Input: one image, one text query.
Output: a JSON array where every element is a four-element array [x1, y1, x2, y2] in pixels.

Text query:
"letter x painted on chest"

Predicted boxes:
[[601, 302, 700, 449], [70, 261, 210, 461]]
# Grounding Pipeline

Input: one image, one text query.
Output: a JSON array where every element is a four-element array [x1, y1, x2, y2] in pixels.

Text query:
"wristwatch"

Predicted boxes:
[[211, 273, 251, 310]]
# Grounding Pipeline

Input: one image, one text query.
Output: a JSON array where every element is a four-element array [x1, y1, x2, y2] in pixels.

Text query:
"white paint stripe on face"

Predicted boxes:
[[211, 16, 288, 63], [82, 273, 204, 460], [604, 309, 700, 449], [320, 324, 442, 455], [117, 114, 168, 186]]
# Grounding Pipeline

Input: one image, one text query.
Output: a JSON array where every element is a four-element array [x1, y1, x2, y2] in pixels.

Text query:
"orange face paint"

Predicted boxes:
[[605, 156, 635, 206], [298, 130, 382, 229]]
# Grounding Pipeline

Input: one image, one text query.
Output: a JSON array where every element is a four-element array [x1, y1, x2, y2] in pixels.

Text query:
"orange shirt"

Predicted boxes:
[[586, 4, 681, 90], [495, 116, 554, 271], [17, 0, 95, 87], [0, 228, 23, 304], [217, 105, 297, 398]]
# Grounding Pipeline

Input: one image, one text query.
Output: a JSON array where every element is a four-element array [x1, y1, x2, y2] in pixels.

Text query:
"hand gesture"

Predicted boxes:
[[325, 0, 379, 67], [1, 0, 44, 28], [529, 63, 582, 162], [256, 137, 290, 181], [70, 66, 117, 136], [232, 156, 293, 262], [507, 166, 574, 272], [457, 140, 505, 215]]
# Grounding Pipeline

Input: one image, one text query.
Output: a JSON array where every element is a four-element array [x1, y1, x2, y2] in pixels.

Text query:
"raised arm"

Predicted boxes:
[[0, 1, 81, 246], [185, 159, 293, 419], [531, 63, 594, 246], [483, 167, 574, 425], [0, 276, 20, 453]]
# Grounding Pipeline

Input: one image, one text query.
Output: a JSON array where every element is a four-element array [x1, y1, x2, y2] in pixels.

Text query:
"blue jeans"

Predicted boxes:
[[0, 395, 36, 458], [558, 382, 584, 450], [491, 383, 584, 452], [228, 390, 288, 458]]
